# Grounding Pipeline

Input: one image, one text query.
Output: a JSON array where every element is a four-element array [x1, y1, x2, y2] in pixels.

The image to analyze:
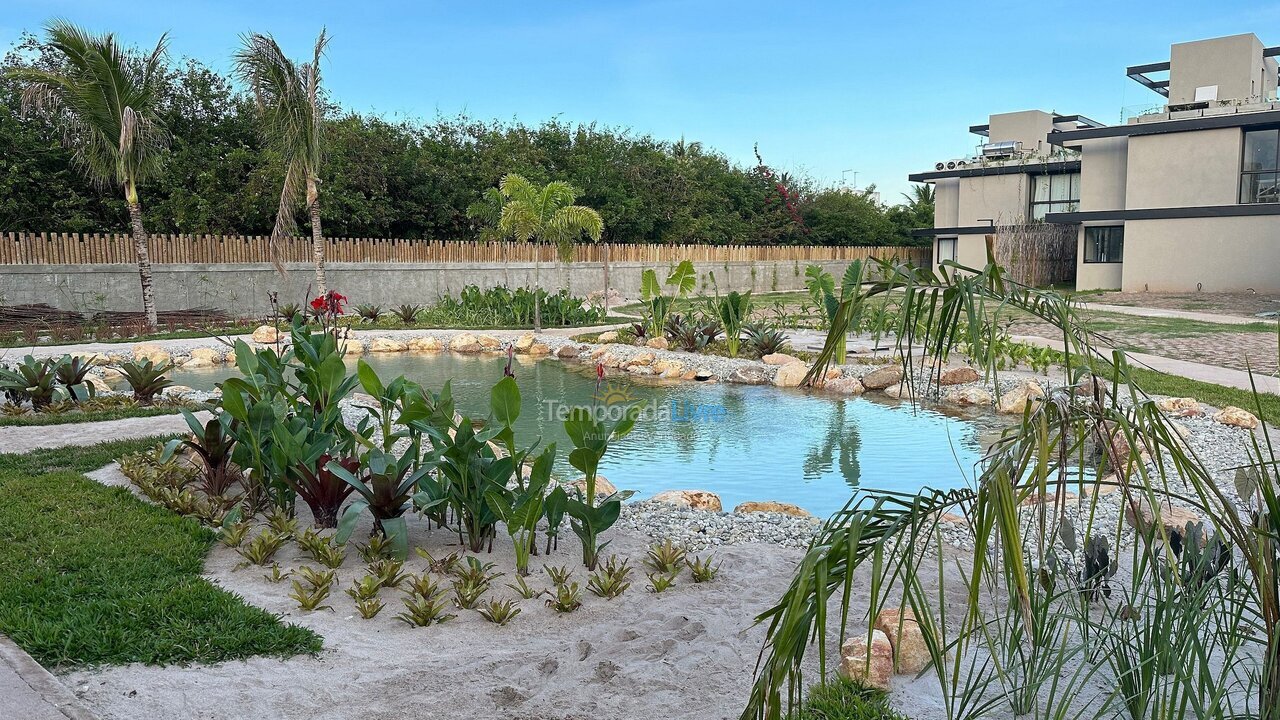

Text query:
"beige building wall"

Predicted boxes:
[[957, 173, 1029, 226], [1121, 216, 1280, 292], [1169, 34, 1277, 104], [1125, 128, 1241, 208], [951, 233, 991, 270], [1074, 225, 1124, 290], [1079, 137, 1128, 210], [934, 179, 960, 227], [987, 110, 1056, 154]]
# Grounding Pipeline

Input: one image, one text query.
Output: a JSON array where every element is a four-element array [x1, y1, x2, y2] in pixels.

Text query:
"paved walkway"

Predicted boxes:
[[1080, 302, 1277, 326], [0, 412, 208, 455], [0, 636, 96, 720]]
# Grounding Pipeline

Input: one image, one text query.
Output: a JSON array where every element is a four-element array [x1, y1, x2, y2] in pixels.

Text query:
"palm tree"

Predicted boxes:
[[902, 183, 935, 214], [8, 21, 169, 329], [234, 29, 329, 293], [465, 187, 509, 242], [495, 174, 604, 331]]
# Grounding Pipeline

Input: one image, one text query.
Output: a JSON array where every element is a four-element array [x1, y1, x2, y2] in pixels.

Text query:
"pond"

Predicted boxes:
[[160, 353, 994, 517]]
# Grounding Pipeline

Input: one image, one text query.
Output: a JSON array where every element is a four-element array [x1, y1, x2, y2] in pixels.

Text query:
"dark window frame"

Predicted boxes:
[[936, 236, 958, 263], [1083, 226, 1124, 264], [1029, 172, 1081, 220], [1240, 126, 1280, 204]]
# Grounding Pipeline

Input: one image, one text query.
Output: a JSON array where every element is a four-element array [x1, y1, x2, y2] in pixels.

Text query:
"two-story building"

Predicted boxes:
[[911, 33, 1280, 292]]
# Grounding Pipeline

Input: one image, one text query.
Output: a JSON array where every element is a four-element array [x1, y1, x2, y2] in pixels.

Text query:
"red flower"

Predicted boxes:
[[310, 297, 325, 311]]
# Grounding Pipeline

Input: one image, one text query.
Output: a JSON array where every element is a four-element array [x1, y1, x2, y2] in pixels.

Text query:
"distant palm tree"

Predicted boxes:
[[8, 21, 169, 329], [465, 187, 509, 242], [234, 29, 329, 292], [902, 183, 935, 212], [495, 174, 604, 331]]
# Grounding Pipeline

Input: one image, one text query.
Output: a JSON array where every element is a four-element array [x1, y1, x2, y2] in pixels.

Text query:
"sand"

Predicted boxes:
[[64, 465, 848, 720]]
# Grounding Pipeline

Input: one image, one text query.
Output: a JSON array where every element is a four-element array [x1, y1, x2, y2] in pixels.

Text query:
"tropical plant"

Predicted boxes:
[[52, 355, 95, 400], [687, 554, 720, 583], [235, 530, 286, 567], [713, 290, 753, 357], [117, 359, 173, 404], [545, 581, 583, 613], [646, 571, 677, 593], [664, 312, 721, 352], [355, 304, 383, 322], [562, 405, 638, 570], [392, 304, 421, 325], [493, 173, 604, 331], [506, 575, 540, 599], [8, 21, 169, 328], [234, 29, 330, 290], [0, 356, 67, 409], [330, 445, 431, 559], [543, 565, 573, 586], [369, 558, 410, 589], [641, 260, 697, 336], [644, 539, 687, 574], [587, 555, 633, 599], [162, 409, 240, 502], [743, 322, 789, 357], [803, 262, 871, 364], [476, 598, 522, 625], [397, 575, 454, 627], [743, 250, 1280, 720]]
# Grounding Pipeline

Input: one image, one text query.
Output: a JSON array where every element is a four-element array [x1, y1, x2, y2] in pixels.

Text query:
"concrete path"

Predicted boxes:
[[1080, 302, 1277, 326], [0, 412, 208, 455], [0, 636, 97, 720]]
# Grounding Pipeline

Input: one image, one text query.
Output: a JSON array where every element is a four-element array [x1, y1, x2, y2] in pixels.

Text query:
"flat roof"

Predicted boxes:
[[1047, 109, 1280, 147], [908, 159, 1080, 183]]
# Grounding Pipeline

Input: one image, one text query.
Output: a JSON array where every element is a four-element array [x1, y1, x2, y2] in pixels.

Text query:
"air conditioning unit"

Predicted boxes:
[[980, 140, 1022, 158], [935, 162, 945, 171], [946, 161, 957, 169], [956, 160, 968, 167]]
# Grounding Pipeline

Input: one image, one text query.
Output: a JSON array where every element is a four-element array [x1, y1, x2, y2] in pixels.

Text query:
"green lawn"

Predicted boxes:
[[0, 436, 320, 668], [0, 402, 193, 427]]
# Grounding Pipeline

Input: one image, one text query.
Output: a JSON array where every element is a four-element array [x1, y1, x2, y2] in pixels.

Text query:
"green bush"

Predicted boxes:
[[794, 681, 909, 720]]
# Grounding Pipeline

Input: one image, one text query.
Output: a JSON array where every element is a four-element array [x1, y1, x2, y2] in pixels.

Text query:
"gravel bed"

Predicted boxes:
[[617, 501, 822, 551]]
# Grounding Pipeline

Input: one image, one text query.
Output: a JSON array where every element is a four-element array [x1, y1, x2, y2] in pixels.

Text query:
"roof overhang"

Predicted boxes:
[[1046, 109, 1280, 149], [1046, 204, 1280, 223], [911, 226, 1000, 237], [908, 160, 1080, 183]]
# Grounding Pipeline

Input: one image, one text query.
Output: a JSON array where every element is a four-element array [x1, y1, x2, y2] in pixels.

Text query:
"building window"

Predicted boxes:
[[1084, 226, 1123, 263], [1029, 173, 1080, 220], [937, 237, 957, 263], [1241, 128, 1279, 204]]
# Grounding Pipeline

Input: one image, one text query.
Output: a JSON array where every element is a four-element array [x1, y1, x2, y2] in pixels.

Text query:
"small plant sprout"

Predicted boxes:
[[415, 547, 461, 575], [397, 575, 455, 627], [219, 520, 252, 548], [544, 564, 573, 586], [266, 507, 299, 538], [262, 563, 291, 583], [453, 578, 488, 610], [369, 558, 410, 589], [644, 539, 686, 574], [288, 579, 334, 612], [456, 556, 502, 586], [354, 597, 385, 619], [346, 575, 383, 603], [402, 573, 442, 599], [235, 530, 286, 568], [295, 528, 328, 557], [296, 566, 337, 589], [545, 582, 583, 613], [477, 598, 522, 626], [646, 571, 678, 593], [506, 575, 541, 599], [359, 534, 395, 562], [687, 554, 721, 583], [587, 555, 633, 599], [310, 541, 346, 570]]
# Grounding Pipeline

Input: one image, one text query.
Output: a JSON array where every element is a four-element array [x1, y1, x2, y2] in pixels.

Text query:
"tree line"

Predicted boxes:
[[0, 31, 932, 248]]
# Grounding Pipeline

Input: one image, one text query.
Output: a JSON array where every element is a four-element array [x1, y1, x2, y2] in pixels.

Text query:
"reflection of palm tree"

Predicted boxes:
[[801, 399, 861, 489]]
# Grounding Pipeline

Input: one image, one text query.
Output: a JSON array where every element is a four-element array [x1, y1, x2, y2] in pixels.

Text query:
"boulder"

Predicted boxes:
[[181, 357, 215, 369], [477, 335, 503, 352], [590, 346, 610, 359], [762, 353, 801, 366], [823, 377, 865, 395], [997, 380, 1045, 415], [943, 387, 993, 407], [882, 383, 913, 400], [99, 367, 124, 382], [131, 343, 171, 366], [186, 348, 222, 364], [527, 343, 551, 356], [727, 367, 769, 385], [600, 353, 622, 369], [733, 501, 811, 517], [650, 489, 723, 512], [1156, 397, 1201, 417], [450, 333, 483, 353], [1124, 500, 1202, 538], [250, 325, 281, 344], [693, 369, 716, 382], [938, 367, 980, 386], [224, 351, 237, 366], [653, 360, 685, 378], [646, 336, 669, 350], [513, 333, 536, 352], [1213, 406, 1259, 430], [164, 385, 196, 398], [567, 476, 618, 497], [624, 351, 656, 368], [556, 344, 582, 359], [626, 365, 655, 375], [408, 336, 443, 353], [772, 361, 809, 388], [369, 337, 409, 353], [838, 630, 894, 690], [339, 338, 364, 356], [597, 330, 619, 343], [71, 352, 108, 367], [351, 392, 378, 407], [86, 375, 112, 394], [874, 609, 931, 675], [860, 366, 903, 390]]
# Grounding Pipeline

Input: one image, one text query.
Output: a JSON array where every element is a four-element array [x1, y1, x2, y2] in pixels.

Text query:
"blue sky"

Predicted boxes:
[[4, 1, 1278, 202]]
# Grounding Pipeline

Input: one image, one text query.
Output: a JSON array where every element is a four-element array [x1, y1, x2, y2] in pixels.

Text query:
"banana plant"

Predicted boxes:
[[715, 290, 753, 357], [640, 259, 696, 336], [486, 444, 556, 575], [330, 445, 433, 559], [563, 405, 638, 570]]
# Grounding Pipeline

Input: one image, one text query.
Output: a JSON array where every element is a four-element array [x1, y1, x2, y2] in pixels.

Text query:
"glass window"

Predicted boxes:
[[1242, 128, 1280, 203], [1084, 226, 1124, 263], [1029, 172, 1080, 219], [937, 237, 957, 263]]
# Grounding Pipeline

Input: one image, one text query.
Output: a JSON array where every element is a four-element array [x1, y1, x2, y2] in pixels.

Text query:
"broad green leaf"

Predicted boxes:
[[356, 359, 384, 398], [490, 376, 521, 426], [335, 499, 370, 544], [640, 268, 662, 301], [666, 260, 697, 297]]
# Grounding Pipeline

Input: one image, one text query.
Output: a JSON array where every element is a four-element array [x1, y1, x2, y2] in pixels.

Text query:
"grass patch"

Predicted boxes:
[[1081, 311, 1278, 338], [793, 680, 910, 719], [0, 402, 193, 427], [0, 438, 321, 667]]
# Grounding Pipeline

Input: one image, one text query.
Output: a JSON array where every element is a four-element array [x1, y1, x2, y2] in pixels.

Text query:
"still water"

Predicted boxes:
[[163, 353, 991, 516]]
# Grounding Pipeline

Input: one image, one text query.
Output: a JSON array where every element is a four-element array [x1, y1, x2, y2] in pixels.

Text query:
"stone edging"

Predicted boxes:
[[0, 634, 98, 720]]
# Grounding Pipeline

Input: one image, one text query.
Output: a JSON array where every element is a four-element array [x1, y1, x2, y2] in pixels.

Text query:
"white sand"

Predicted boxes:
[[64, 467, 845, 720]]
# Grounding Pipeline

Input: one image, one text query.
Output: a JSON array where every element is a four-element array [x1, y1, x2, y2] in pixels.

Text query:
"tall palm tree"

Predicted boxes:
[[902, 183, 935, 214], [8, 21, 169, 329], [234, 29, 329, 292], [495, 174, 604, 331]]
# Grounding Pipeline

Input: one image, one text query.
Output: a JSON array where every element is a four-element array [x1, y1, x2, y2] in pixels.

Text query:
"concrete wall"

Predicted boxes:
[[957, 173, 1029, 226], [1079, 137, 1129, 211], [987, 110, 1055, 155], [934, 179, 960, 227], [1073, 225, 1124, 291], [1125, 128, 1242, 207], [0, 257, 883, 316], [1169, 33, 1276, 104], [1121, 216, 1280, 292]]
